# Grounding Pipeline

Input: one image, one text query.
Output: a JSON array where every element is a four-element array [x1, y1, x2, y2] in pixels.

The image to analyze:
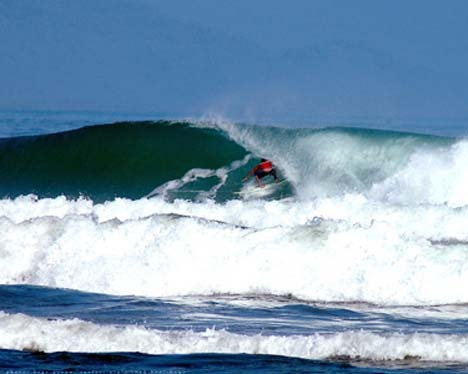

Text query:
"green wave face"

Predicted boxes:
[[0, 120, 457, 204], [0, 121, 247, 201]]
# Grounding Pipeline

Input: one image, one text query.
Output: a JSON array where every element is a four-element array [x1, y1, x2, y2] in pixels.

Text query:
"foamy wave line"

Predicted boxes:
[[1, 312, 467, 362], [2, 195, 468, 305], [145, 154, 251, 199]]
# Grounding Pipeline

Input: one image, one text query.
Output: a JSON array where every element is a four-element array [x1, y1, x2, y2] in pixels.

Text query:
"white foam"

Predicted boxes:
[[370, 141, 468, 207], [2, 195, 468, 305], [1, 311, 468, 362], [146, 155, 251, 200]]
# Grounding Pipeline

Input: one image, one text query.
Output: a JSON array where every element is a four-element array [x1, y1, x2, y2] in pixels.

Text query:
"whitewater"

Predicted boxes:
[[2, 111, 468, 372]]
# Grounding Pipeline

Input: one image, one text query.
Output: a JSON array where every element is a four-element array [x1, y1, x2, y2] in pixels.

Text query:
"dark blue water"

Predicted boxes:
[[2, 285, 468, 373]]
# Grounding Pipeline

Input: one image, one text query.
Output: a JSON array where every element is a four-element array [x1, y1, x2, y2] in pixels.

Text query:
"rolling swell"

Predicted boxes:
[[0, 121, 247, 202], [1, 119, 463, 205]]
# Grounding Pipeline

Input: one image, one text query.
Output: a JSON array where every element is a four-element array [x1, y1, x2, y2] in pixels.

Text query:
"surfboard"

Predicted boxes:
[[235, 179, 286, 199]]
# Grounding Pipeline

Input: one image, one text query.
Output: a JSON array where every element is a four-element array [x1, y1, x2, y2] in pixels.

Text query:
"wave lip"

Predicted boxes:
[[215, 121, 468, 205]]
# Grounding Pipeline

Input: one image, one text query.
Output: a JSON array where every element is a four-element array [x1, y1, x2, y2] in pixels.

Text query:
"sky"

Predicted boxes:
[[1, 0, 468, 121]]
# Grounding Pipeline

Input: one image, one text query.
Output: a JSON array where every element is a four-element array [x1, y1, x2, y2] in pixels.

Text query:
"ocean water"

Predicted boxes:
[[2, 110, 468, 373]]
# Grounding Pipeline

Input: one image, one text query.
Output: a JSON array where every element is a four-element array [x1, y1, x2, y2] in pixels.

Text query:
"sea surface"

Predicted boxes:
[[2, 110, 468, 373]]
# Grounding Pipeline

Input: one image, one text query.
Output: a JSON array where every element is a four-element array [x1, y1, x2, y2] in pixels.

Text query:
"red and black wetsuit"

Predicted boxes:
[[254, 160, 278, 180]]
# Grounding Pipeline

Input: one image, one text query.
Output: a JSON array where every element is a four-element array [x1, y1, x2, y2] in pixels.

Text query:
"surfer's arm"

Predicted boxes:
[[255, 175, 265, 188], [271, 169, 279, 181], [242, 166, 258, 182]]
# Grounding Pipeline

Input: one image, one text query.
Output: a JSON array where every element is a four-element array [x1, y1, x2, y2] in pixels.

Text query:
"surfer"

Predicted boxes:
[[243, 159, 279, 187]]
